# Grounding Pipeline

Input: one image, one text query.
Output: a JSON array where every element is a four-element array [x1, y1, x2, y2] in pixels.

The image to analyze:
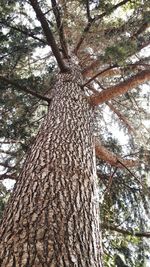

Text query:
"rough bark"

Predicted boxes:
[[0, 64, 103, 267]]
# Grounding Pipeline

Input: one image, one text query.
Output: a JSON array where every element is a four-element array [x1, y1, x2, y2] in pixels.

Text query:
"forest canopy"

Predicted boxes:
[[0, 0, 150, 266]]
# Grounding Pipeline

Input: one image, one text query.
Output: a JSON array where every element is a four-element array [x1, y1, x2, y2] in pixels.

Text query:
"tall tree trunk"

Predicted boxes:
[[0, 64, 103, 266]]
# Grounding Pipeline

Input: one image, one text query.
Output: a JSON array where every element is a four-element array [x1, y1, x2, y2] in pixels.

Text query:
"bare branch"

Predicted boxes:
[[29, 0, 68, 72], [86, 84, 98, 94], [74, 0, 130, 54], [82, 20, 150, 78], [104, 167, 118, 194], [101, 223, 150, 238], [51, 0, 68, 58], [106, 102, 136, 133], [82, 40, 150, 77], [95, 139, 138, 168], [86, 84, 138, 134], [116, 159, 143, 184], [82, 59, 100, 77], [82, 65, 116, 86], [94, 0, 131, 21], [86, 0, 91, 21], [74, 21, 93, 55], [0, 162, 15, 170], [0, 76, 51, 102], [83, 61, 150, 80], [0, 172, 17, 181], [89, 69, 150, 106], [140, 40, 150, 50], [0, 149, 17, 156], [132, 21, 150, 39], [0, 140, 22, 144]]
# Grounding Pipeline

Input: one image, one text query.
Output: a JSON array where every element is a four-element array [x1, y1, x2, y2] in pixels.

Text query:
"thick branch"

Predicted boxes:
[[74, 0, 130, 54], [51, 0, 68, 58], [95, 139, 138, 168], [0, 76, 51, 102], [89, 70, 150, 106], [29, 0, 68, 72], [102, 223, 150, 238]]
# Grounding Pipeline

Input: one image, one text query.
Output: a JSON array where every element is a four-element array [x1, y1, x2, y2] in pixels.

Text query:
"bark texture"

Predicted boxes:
[[0, 64, 103, 266], [89, 69, 150, 106], [95, 139, 138, 168]]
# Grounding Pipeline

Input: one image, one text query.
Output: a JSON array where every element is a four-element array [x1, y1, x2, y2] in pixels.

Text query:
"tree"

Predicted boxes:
[[0, 0, 150, 266]]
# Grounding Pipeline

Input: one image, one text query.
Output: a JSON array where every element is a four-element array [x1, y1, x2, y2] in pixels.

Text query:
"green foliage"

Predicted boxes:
[[99, 154, 150, 266], [0, 183, 9, 220], [95, 0, 114, 13], [104, 41, 137, 64]]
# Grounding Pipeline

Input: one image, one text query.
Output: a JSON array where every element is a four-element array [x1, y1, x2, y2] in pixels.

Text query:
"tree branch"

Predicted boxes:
[[95, 139, 138, 168], [86, 84, 136, 133], [106, 102, 136, 133], [89, 69, 150, 106], [132, 21, 150, 39], [86, 0, 91, 21], [0, 140, 22, 144], [0, 76, 51, 102], [29, 0, 68, 72], [102, 223, 150, 238], [74, 0, 130, 54], [51, 0, 68, 58], [0, 149, 17, 156], [83, 62, 150, 80], [82, 39, 150, 77], [82, 65, 116, 86], [82, 60, 98, 77], [0, 172, 17, 181], [82, 19, 150, 78], [86, 84, 137, 134], [0, 20, 46, 44], [0, 162, 15, 170]]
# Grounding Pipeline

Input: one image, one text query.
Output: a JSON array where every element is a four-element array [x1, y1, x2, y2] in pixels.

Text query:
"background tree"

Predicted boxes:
[[0, 0, 150, 266]]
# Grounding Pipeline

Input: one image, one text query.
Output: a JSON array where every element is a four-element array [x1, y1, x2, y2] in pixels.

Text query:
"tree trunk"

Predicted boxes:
[[0, 64, 103, 266]]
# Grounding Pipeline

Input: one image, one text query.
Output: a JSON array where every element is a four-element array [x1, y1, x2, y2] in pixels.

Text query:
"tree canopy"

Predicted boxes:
[[0, 0, 150, 266]]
